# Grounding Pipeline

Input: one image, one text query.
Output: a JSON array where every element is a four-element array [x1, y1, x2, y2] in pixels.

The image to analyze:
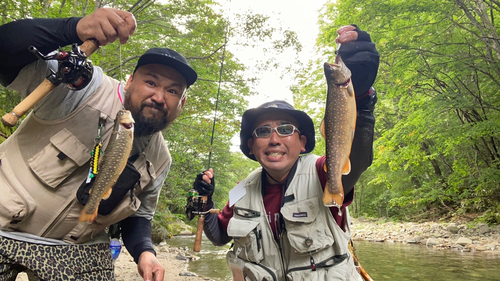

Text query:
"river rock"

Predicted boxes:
[[426, 238, 440, 246], [455, 237, 473, 246], [179, 230, 193, 236], [474, 245, 489, 251], [179, 271, 198, 276], [447, 223, 459, 234], [475, 224, 490, 235]]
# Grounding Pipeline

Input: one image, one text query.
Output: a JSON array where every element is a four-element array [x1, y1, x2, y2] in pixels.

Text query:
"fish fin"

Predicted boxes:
[[320, 119, 326, 139], [79, 208, 98, 224], [323, 164, 327, 173], [323, 182, 345, 208], [102, 187, 112, 200], [342, 159, 351, 175]]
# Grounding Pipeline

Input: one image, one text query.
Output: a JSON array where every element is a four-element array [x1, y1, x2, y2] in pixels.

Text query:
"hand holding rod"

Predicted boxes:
[[1, 39, 99, 127]]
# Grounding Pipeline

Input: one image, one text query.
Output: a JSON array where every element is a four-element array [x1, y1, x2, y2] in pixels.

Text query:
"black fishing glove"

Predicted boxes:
[[193, 171, 215, 197], [338, 24, 379, 110]]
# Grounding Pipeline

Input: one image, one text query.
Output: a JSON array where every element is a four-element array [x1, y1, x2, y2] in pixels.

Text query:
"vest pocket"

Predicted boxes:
[[0, 155, 36, 228], [227, 251, 278, 281], [281, 197, 334, 254], [28, 129, 90, 188], [227, 217, 263, 263]]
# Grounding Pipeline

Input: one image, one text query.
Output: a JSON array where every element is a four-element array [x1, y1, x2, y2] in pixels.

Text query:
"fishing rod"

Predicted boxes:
[[187, 24, 229, 253], [349, 240, 375, 281]]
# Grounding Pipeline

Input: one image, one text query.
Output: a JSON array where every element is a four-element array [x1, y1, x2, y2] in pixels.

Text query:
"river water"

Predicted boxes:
[[168, 235, 500, 280]]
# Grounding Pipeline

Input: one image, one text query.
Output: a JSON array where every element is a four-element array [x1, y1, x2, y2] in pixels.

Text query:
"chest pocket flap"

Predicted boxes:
[[280, 197, 319, 223], [29, 128, 90, 188], [227, 218, 259, 238]]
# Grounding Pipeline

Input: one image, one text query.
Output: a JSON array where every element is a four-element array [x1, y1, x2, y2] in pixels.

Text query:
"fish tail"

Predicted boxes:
[[323, 182, 345, 208], [79, 207, 98, 223]]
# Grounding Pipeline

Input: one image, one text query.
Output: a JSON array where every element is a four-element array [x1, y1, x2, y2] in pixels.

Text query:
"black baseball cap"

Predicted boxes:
[[134, 48, 198, 88], [240, 100, 315, 161]]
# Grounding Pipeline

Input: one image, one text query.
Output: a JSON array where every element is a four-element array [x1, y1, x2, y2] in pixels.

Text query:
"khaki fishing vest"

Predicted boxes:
[[226, 155, 363, 281], [0, 75, 169, 243]]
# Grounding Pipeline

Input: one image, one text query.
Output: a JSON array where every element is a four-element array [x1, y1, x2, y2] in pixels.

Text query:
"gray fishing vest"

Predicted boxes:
[[0, 75, 169, 243], [226, 155, 363, 281]]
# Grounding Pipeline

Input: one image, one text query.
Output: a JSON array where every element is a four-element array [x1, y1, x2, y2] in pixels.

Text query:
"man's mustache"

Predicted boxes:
[[140, 101, 167, 114]]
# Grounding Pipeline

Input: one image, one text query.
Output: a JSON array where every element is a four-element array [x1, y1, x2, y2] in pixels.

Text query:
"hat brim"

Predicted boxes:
[[240, 107, 315, 161], [135, 54, 198, 88]]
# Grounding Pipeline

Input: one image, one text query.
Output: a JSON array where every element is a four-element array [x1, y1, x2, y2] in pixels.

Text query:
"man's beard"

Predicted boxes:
[[125, 99, 170, 137]]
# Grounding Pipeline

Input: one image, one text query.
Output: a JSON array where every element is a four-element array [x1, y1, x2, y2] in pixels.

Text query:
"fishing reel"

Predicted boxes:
[[185, 189, 209, 221], [29, 43, 94, 90]]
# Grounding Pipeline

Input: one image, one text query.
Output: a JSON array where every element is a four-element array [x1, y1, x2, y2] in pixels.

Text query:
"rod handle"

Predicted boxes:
[[193, 214, 205, 252], [1, 79, 56, 126], [80, 39, 99, 57]]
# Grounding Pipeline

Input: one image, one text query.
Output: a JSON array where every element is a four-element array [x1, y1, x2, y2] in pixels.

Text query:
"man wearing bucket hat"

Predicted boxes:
[[192, 25, 378, 280], [0, 8, 197, 281]]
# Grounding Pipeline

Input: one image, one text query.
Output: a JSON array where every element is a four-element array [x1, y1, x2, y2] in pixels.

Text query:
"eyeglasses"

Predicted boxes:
[[252, 124, 301, 138]]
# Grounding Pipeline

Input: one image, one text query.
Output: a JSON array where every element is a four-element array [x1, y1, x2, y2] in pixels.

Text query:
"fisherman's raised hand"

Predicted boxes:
[[335, 24, 379, 98], [76, 8, 136, 46], [138, 251, 165, 281], [193, 168, 215, 196], [335, 24, 372, 44]]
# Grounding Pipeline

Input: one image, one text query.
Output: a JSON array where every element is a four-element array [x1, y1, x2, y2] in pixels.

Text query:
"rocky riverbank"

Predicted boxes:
[[350, 217, 500, 253]]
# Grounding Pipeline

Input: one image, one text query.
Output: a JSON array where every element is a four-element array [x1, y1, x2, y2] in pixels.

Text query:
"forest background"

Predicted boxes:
[[0, 0, 499, 238]]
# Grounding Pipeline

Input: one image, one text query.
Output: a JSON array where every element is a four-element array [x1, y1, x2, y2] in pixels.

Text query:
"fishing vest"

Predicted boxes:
[[226, 155, 363, 281], [0, 75, 170, 243]]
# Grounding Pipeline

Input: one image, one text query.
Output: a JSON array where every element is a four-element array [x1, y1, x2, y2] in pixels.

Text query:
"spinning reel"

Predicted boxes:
[[29, 43, 94, 90], [185, 189, 209, 221]]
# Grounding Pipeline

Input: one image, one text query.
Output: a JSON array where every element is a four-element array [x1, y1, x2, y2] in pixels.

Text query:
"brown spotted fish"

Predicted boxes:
[[320, 55, 356, 210], [79, 110, 134, 223]]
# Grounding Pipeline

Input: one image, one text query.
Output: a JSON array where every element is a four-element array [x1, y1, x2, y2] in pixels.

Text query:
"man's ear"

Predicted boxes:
[[247, 138, 254, 155], [300, 135, 307, 152], [181, 96, 187, 108], [124, 73, 134, 91]]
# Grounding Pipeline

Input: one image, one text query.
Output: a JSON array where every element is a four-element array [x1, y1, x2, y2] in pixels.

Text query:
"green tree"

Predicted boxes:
[[301, 0, 500, 222]]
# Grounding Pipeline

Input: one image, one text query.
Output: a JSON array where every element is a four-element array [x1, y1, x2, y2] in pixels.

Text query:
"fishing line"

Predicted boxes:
[[119, 44, 123, 82], [207, 23, 229, 169]]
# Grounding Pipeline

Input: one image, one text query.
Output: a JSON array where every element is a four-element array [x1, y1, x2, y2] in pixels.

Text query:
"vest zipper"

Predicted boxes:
[[278, 227, 287, 280]]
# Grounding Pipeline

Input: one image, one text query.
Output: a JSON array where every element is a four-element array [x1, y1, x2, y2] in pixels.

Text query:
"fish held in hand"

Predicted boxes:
[[320, 56, 357, 210], [79, 110, 135, 223]]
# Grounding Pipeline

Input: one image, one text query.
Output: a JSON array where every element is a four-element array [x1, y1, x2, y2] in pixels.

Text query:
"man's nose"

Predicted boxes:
[[150, 90, 165, 104], [268, 130, 281, 144]]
